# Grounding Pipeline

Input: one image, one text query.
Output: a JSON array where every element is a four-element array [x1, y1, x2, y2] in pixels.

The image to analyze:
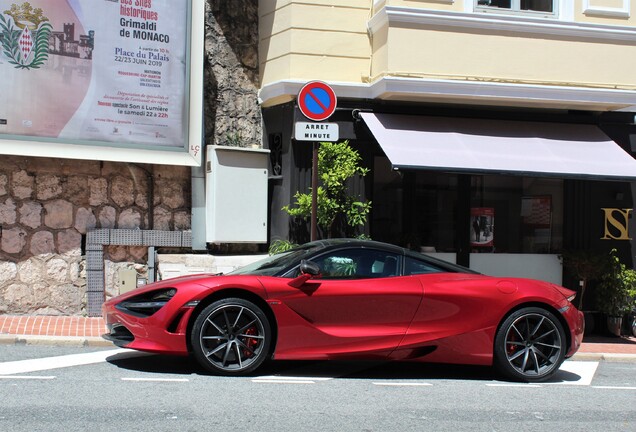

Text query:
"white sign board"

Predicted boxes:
[[0, 0, 204, 165], [294, 122, 339, 142]]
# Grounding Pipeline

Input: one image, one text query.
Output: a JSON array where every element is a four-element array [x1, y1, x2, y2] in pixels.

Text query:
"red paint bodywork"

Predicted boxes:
[[102, 271, 584, 367]]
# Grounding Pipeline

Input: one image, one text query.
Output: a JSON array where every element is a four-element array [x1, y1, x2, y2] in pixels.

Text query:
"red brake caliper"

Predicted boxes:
[[242, 327, 259, 357], [507, 331, 518, 356]]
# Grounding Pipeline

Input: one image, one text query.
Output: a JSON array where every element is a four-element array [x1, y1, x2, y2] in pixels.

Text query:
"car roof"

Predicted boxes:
[[301, 238, 478, 274], [303, 238, 407, 254]]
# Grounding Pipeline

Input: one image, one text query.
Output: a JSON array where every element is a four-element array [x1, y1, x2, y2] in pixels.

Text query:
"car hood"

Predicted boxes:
[[107, 273, 221, 302]]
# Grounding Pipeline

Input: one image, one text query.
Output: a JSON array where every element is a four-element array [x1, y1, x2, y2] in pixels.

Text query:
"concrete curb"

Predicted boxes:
[[571, 352, 636, 363], [0, 334, 115, 348]]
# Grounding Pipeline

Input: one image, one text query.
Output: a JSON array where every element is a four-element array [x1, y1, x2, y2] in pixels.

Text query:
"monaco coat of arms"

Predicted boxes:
[[0, 2, 52, 69]]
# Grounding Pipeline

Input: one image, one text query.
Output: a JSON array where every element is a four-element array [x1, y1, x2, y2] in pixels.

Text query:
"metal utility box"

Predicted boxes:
[[118, 269, 138, 295], [205, 145, 270, 243]]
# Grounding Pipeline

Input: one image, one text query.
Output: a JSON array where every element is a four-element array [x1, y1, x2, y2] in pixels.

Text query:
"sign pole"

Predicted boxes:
[[296, 81, 338, 242], [311, 141, 319, 241]]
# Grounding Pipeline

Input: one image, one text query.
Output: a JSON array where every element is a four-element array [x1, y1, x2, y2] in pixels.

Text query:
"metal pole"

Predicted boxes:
[[311, 141, 319, 241]]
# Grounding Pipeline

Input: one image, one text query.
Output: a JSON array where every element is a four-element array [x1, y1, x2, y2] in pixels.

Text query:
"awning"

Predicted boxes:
[[360, 113, 636, 180]]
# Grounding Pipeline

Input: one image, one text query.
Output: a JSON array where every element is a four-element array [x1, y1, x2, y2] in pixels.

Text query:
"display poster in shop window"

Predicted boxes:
[[471, 207, 495, 248]]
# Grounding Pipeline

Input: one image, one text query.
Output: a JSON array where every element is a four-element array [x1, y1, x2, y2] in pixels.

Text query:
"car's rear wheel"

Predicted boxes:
[[191, 298, 271, 375], [494, 307, 566, 382]]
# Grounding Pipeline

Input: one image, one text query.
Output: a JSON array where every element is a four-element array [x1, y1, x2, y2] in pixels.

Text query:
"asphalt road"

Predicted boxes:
[[1, 345, 635, 432]]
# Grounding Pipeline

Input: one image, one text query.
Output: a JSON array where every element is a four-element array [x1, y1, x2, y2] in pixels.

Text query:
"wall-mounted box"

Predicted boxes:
[[205, 145, 270, 243], [118, 269, 138, 295]]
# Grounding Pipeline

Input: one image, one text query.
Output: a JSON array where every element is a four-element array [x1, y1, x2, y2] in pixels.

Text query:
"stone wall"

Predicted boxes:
[[204, 0, 261, 147], [0, 156, 191, 315]]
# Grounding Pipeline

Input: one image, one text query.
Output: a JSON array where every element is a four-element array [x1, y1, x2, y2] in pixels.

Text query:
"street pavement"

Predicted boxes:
[[1, 314, 636, 362]]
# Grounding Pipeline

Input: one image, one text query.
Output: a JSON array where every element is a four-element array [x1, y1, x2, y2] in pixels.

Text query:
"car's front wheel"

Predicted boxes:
[[191, 298, 271, 375], [494, 307, 566, 382]]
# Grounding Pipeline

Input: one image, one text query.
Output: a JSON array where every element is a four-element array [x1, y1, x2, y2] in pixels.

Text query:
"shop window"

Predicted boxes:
[[471, 176, 563, 254], [476, 0, 555, 16], [370, 154, 562, 255], [372, 159, 458, 253]]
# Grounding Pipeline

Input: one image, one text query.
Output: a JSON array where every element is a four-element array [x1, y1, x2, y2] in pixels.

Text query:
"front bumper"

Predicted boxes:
[[102, 301, 196, 355]]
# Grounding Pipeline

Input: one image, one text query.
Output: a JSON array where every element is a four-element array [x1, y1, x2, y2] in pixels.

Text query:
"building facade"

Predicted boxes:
[[259, 0, 636, 314]]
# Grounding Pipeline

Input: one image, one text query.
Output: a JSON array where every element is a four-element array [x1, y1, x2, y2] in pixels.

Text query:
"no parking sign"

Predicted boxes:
[[297, 81, 337, 122], [295, 81, 339, 241]]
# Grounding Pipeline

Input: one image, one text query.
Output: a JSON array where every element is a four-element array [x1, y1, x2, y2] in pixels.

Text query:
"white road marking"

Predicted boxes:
[[487, 384, 542, 388], [373, 382, 432, 387], [0, 349, 142, 375], [252, 375, 331, 384], [121, 377, 189, 382], [544, 361, 599, 386], [485, 361, 599, 388], [252, 379, 317, 384], [592, 386, 636, 390], [0, 375, 56, 380], [254, 375, 332, 381]]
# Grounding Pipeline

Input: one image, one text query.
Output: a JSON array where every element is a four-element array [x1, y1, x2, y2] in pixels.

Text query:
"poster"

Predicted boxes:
[[471, 207, 494, 247], [0, 0, 188, 149], [521, 196, 552, 229], [521, 196, 552, 252]]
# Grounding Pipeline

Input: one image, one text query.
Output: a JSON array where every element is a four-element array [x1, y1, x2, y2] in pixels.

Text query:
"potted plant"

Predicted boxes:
[[595, 249, 636, 336], [560, 250, 606, 310]]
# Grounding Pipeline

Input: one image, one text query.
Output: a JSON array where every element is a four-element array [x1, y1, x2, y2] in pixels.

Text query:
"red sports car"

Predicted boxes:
[[102, 239, 584, 382]]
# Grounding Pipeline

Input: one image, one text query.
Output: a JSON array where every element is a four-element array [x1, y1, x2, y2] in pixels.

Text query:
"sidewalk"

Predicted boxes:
[[0, 315, 636, 361], [0, 315, 110, 347]]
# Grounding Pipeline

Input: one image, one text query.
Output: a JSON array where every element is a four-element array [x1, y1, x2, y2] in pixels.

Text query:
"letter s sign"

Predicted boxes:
[[601, 208, 632, 240]]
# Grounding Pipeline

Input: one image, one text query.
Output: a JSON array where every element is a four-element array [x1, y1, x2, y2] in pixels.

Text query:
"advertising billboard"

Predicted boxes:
[[0, 0, 203, 165]]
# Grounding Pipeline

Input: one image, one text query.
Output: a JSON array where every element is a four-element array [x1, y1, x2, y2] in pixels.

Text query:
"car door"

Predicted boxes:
[[265, 248, 424, 359]]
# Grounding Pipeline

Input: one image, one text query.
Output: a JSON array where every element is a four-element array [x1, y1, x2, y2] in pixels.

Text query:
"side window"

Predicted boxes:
[[404, 256, 445, 275], [312, 249, 401, 279]]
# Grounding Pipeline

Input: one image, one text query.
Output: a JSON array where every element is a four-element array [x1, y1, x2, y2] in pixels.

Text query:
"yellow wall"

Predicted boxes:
[[371, 25, 636, 91], [259, 1, 371, 84], [378, 0, 464, 13], [260, 1, 636, 106]]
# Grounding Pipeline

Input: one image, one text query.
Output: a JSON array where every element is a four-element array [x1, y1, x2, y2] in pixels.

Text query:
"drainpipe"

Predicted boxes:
[[148, 246, 156, 283], [191, 150, 207, 250]]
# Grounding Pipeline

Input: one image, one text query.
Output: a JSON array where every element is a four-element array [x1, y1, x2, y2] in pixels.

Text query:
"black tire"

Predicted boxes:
[[191, 297, 271, 376], [494, 307, 567, 382]]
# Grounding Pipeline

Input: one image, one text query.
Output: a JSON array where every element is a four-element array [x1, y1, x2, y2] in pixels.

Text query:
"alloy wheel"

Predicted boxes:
[[196, 301, 268, 373], [503, 312, 563, 378]]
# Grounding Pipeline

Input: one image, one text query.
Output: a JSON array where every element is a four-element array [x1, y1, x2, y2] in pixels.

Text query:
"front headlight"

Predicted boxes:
[[116, 288, 177, 317]]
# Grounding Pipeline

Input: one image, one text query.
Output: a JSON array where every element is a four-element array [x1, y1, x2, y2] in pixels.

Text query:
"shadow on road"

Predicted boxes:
[[106, 351, 518, 382], [106, 351, 199, 375]]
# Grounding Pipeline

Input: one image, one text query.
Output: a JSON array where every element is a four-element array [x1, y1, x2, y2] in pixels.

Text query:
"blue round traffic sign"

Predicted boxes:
[[297, 81, 337, 122]]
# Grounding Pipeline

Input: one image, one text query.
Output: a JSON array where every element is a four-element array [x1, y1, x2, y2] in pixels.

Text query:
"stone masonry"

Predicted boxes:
[[204, 0, 261, 147], [0, 156, 191, 315]]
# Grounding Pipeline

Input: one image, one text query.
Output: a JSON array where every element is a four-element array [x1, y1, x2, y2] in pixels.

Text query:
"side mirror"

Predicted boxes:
[[288, 260, 321, 288], [300, 260, 320, 276]]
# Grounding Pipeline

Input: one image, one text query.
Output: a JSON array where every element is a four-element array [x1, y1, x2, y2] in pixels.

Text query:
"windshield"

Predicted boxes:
[[227, 247, 314, 276]]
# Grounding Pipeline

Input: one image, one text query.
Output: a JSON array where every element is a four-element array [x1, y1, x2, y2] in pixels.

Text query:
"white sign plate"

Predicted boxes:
[[294, 122, 339, 142]]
